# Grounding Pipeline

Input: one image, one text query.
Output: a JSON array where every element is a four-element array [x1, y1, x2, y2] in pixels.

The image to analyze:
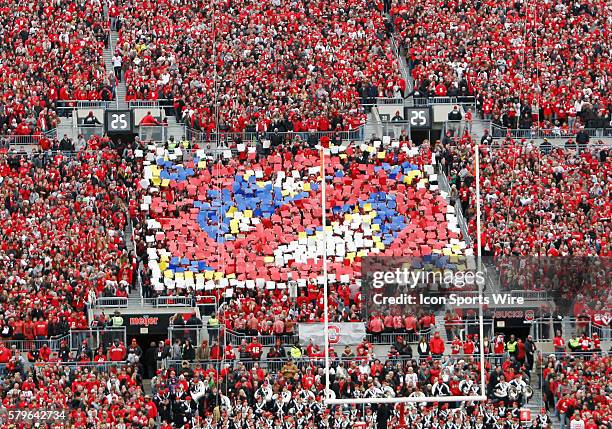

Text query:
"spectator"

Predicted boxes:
[[195, 340, 210, 362], [83, 111, 102, 127], [181, 339, 195, 361], [127, 338, 143, 364], [108, 339, 127, 362], [429, 332, 445, 358]]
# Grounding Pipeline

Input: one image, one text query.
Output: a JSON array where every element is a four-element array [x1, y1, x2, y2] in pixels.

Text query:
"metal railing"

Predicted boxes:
[[437, 169, 472, 246], [490, 124, 609, 139], [56, 100, 114, 116], [224, 328, 299, 347], [163, 352, 508, 374], [223, 325, 473, 347], [365, 328, 431, 345], [505, 290, 549, 302], [380, 121, 411, 139], [92, 296, 196, 309], [153, 296, 195, 307], [30, 360, 129, 372], [530, 317, 611, 342], [407, 96, 477, 107], [0, 130, 58, 146], [139, 125, 168, 143], [69, 327, 126, 351], [78, 125, 105, 141], [168, 326, 204, 348], [374, 97, 405, 105], [183, 126, 366, 146], [94, 296, 129, 308], [196, 295, 218, 316], [390, 36, 412, 96], [0, 334, 69, 353], [128, 99, 173, 109]]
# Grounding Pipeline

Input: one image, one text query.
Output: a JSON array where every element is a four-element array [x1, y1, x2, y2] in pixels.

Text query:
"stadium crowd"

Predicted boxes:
[[0, 2, 610, 428], [115, 0, 404, 134], [0, 0, 115, 136], [392, 0, 612, 131], [0, 326, 608, 429], [0, 140, 138, 345], [436, 136, 611, 258]]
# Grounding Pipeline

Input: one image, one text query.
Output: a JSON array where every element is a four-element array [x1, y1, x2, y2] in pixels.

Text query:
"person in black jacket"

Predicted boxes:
[[524, 335, 537, 372], [182, 339, 196, 361], [59, 135, 74, 151], [143, 341, 158, 379], [394, 336, 413, 357], [82, 111, 102, 126], [75, 339, 92, 360], [447, 105, 463, 136], [576, 126, 590, 151], [127, 338, 143, 364]]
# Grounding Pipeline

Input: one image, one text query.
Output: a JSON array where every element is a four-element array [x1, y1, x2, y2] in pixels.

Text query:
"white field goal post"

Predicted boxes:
[[320, 144, 488, 406]]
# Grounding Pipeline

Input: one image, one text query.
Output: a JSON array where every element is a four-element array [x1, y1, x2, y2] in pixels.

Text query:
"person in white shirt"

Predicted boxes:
[[404, 367, 418, 388], [112, 52, 123, 82], [569, 411, 585, 429]]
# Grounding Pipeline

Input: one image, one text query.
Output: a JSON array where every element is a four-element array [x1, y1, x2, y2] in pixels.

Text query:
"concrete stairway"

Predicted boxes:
[[104, 29, 128, 109], [164, 116, 187, 142]]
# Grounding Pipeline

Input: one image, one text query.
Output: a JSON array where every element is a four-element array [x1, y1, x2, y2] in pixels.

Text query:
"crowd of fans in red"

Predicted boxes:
[[0, 141, 137, 347], [437, 136, 611, 258], [0, 327, 607, 429], [0, 0, 610, 426], [0, 0, 115, 136], [115, 0, 403, 134], [391, 0, 611, 131]]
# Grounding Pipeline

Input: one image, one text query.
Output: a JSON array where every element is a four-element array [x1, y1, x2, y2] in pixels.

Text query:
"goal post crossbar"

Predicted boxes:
[[325, 395, 488, 405]]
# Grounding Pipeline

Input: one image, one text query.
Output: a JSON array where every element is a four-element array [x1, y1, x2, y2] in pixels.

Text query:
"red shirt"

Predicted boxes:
[[430, 336, 445, 355], [247, 342, 263, 359], [0, 347, 11, 363], [108, 345, 126, 361], [34, 321, 48, 337]]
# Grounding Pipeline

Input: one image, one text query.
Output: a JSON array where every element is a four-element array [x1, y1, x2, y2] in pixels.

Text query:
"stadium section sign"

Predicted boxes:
[[105, 109, 134, 133], [403, 107, 432, 129]]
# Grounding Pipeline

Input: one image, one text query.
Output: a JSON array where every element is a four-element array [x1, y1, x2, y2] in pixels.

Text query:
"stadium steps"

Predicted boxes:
[[385, 12, 414, 95], [524, 377, 558, 428], [164, 116, 187, 142], [395, 39, 414, 95], [435, 314, 449, 342], [104, 29, 128, 109], [143, 379, 152, 395], [57, 117, 78, 141], [125, 221, 135, 253], [364, 109, 383, 140], [469, 119, 489, 142]]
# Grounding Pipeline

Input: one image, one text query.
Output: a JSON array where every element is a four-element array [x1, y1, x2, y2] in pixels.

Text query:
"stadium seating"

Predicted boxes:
[[0, 0, 610, 427], [116, 0, 404, 132], [0, 332, 606, 428], [0, 147, 134, 340], [441, 138, 611, 257], [0, 0, 113, 136], [391, 0, 611, 130]]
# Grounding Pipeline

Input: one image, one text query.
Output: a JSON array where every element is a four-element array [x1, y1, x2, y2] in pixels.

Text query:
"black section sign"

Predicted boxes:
[[403, 107, 432, 129], [105, 110, 133, 133]]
